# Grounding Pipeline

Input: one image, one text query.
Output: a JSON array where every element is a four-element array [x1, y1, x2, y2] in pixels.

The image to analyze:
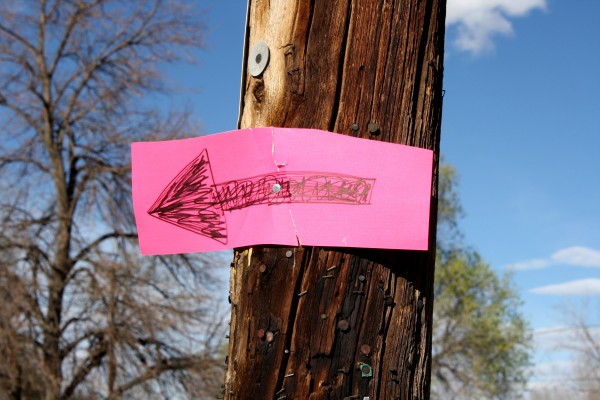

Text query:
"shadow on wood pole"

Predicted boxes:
[[225, 1, 446, 399]]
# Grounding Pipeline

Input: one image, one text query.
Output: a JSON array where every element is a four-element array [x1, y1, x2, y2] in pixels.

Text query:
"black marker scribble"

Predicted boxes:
[[148, 149, 375, 244], [148, 149, 227, 243]]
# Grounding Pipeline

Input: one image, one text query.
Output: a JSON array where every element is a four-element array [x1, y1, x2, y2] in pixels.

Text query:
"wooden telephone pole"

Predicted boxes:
[[226, 1, 446, 399]]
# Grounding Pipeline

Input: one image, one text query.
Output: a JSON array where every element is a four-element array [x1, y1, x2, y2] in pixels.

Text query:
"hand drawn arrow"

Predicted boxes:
[[148, 149, 376, 244]]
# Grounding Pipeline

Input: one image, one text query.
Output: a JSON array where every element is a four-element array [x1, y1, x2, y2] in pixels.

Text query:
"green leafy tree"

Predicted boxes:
[[0, 1, 225, 399], [431, 164, 531, 399]]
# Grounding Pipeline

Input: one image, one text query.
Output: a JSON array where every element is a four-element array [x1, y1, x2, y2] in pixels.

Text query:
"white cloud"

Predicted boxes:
[[446, 0, 547, 54], [507, 258, 550, 271], [551, 246, 600, 267], [507, 246, 600, 271], [531, 279, 600, 295]]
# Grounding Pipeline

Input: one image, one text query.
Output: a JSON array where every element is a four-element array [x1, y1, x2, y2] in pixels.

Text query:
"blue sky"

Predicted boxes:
[[441, 1, 600, 393], [166, 0, 600, 395]]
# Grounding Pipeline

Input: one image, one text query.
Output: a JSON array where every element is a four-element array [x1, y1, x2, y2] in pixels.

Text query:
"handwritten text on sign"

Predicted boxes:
[[132, 128, 433, 255]]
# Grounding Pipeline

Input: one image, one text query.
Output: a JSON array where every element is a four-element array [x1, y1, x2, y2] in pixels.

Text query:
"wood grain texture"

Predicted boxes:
[[226, 1, 445, 398]]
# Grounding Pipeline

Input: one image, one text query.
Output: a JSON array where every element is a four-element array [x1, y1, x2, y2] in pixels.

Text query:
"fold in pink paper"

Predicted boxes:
[[132, 128, 433, 255]]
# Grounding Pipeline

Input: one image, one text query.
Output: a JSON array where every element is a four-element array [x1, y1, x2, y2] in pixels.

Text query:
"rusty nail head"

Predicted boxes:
[[367, 122, 379, 134], [351, 123, 359, 131], [320, 313, 327, 320], [285, 250, 293, 258], [358, 274, 366, 282], [257, 329, 265, 339], [360, 344, 371, 355], [259, 264, 267, 273], [337, 319, 350, 332]]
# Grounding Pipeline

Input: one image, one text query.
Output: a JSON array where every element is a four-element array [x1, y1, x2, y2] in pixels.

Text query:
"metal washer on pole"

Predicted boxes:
[[248, 40, 270, 77]]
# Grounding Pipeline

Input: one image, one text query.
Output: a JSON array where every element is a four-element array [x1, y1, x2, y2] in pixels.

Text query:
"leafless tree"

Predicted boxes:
[[528, 301, 600, 400], [0, 1, 226, 399], [560, 301, 600, 400]]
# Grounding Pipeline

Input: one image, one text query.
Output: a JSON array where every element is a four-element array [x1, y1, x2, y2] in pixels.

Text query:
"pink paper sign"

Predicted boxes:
[[132, 128, 433, 255]]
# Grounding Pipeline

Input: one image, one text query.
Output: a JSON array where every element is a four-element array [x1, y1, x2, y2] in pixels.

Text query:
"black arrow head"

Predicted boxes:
[[148, 149, 228, 244]]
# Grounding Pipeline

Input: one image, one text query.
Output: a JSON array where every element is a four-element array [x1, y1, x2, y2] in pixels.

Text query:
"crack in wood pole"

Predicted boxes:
[[328, 1, 352, 133]]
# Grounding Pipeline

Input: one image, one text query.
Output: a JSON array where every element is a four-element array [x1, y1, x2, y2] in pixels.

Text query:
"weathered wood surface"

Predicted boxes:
[[226, 1, 445, 399]]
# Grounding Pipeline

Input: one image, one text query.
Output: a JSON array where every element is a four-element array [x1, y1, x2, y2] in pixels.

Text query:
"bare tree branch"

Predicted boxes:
[[0, 24, 36, 55], [72, 232, 137, 264], [62, 333, 107, 399], [110, 354, 208, 400]]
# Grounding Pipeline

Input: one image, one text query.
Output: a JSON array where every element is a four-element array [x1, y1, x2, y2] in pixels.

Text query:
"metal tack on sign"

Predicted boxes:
[[249, 40, 270, 77]]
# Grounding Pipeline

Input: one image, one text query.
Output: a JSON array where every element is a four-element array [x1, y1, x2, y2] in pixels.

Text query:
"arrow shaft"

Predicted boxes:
[[215, 172, 375, 212]]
